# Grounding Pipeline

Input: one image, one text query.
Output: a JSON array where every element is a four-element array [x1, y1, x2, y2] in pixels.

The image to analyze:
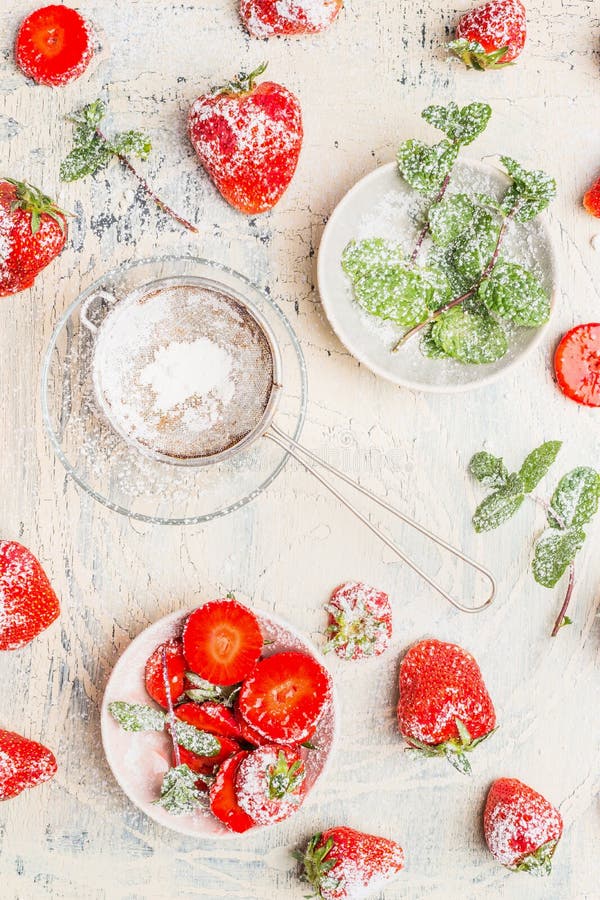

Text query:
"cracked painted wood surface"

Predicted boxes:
[[1, 1, 599, 898]]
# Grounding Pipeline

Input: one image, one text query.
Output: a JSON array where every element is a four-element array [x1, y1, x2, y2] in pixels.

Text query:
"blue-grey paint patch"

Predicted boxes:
[[0, 116, 20, 141]]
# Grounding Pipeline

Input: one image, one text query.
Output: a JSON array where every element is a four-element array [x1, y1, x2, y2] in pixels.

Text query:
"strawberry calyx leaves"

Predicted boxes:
[[4, 177, 68, 235], [184, 671, 242, 707], [218, 61, 268, 96], [267, 750, 305, 800], [513, 839, 558, 876], [448, 39, 514, 71], [404, 718, 497, 776], [295, 832, 340, 899], [323, 601, 387, 658]]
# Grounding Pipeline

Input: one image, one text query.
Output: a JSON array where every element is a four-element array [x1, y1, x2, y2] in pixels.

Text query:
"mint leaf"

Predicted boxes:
[[422, 101, 492, 146], [172, 721, 221, 757], [184, 673, 241, 707], [518, 441, 562, 493], [397, 139, 459, 194], [428, 194, 475, 246], [420, 325, 449, 359], [478, 261, 551, 326], [532, 526, 585, 588], [351, 267, 431, 325], [548, 467, 600, 529], [472, 474, 525, 532], [500, 156, 556, 222], [109, 130, 152, 160], [155, 764, 204, 816], [448, 208, 499, 281], [108, 701, 166, 733], [431, 306, 508, 365], [341, 238, 404, 279], [469, 452, 509, 488]]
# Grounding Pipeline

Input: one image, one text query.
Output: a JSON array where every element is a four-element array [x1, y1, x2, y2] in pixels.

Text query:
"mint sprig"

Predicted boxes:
[[108, 700, 221, 756], [184, 672, 241, 707], [155, 764, 205, 816]]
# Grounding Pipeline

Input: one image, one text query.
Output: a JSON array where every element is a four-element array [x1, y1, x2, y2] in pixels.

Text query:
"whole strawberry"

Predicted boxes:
[[583, 173, 600, 218], [298, 826, 404, 900], [484, 778, 563, 875], [0, 729, 57, 799], [449, 0, 527, 70], [241, 0, 343, 37], [188, 63, 303, 214], [324, 582, 392, 660], [397, 638, 496, 774], [0, 540, 60, 650], [0, 179, 67, 296]]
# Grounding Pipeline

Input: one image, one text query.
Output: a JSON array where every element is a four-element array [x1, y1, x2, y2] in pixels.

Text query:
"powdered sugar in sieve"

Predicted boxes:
[[90, 282, 275, 460]]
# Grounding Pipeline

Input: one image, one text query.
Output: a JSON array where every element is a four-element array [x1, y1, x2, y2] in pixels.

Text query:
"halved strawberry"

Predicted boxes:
[[183, 599, 263, 686], [234, 702, 316, 748], [209, 751, 255, 833], [144, 639, 186, 708], [15, 5, 94, 87], [176, 738, 241, 776], [237, 651, 331, 744], [554, 323, 600, 407], [235, 745, 306, 826], [174, 702, 242, 741]]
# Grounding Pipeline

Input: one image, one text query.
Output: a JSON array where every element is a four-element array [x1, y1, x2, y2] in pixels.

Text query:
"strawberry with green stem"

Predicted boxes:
[[234, 745, 306, 825], [449, 0, 527, 71], [324, 581, 392, 660]]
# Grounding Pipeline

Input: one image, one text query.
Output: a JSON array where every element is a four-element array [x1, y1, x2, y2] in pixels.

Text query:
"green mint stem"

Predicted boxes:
[[409, 172, 452, 265], [95, 127, 198, 234], [551, 563, 575, 637], [162, 646, 181, 767], [392, 209, 514, 352]]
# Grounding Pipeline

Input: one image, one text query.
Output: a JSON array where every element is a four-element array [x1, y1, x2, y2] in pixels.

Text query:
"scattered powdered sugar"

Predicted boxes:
[[591, 233, 600, 252]]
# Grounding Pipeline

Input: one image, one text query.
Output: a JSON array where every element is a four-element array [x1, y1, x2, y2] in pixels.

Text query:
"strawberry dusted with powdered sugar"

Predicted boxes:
[[484, 778, 563, 875], [209, 751, 255, 832], [15, 5, 94, 87], [144, 639, 186, 708], [0, 729, 57, 799], [325, 581, 392, 660], [183, 598, 263, 686], [0, 540, 60, 651], [240, 0, 343, 37], [298, 826, 405, 899], [235, 745, 306, 825], [397, 638, 496, 774], [188, 63, 303, 214], [449, 0, 527, 70]]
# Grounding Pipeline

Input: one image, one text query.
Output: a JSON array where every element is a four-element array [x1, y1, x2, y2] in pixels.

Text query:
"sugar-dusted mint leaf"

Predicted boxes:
[[341, 239, 405, 279], [475, 192, 503, 212], [420, 325, 449, 358], [478, 261, 551, 326], [421, 101, 492, 147], [155, 764, 205, 816], [469, 451, 509, 489], [431, 306, 508, 365], [109, 130, 152, 160], [397, 139, 459, 195], [500, 156, 556, 223], [172, 721, 221, 757], [532, 526, 585, 588], [420, 266, 452, 310], [428, 193, 475, 247], [518, 441, 562, 493], [448, 208, 499, 282], [108, 701, 166, 733], [472, 473, 525, 532], [351, 267, 430, 325], [184, 673, 241, 707], [548, 467, 600, 530]]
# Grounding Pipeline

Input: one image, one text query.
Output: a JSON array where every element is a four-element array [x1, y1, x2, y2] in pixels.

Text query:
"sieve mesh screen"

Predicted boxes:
[[92, 282, 275, 460]]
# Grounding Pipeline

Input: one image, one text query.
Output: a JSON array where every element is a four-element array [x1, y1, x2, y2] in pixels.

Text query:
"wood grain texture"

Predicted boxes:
[[1, 1, 599, 897]]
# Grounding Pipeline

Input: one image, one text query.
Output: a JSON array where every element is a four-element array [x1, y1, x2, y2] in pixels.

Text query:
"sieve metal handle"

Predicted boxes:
[[265, 423, 496, 614], [80, 290, 119, 334]]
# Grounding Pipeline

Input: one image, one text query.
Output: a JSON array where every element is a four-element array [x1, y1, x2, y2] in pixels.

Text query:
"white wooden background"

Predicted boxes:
[[1, 1, 599, 898]]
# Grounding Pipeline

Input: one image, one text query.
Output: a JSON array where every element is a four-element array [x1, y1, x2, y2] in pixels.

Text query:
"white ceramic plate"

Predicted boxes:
[[317, 159, 558, 393], [100, 604, 337, 838]]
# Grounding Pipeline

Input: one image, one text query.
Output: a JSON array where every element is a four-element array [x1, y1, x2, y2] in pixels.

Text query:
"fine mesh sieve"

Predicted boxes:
[[82, 275, 496, 613]]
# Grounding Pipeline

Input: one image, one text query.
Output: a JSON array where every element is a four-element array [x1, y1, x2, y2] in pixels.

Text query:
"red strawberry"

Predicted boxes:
[[554, 323, 600, 407], [0, 729, 57, 799], [15, 5, 93, 87], [240, 0, 343, 37], [209, 751, 255, 833], [397, 638, 496, 774], [449, 0, 527, 70], [325, 581, 392, 660], [188, 63, 303, 215], [235, 745, 305, 825], [176, 737, 241, 776], [298, 826, 405, 899], [174, 702, 242, 741], [484, 778, 563, 875], [183, 599, 263, 686], [237, 650, 332, 744], [144, 639, 186, 708], [0, 541, 60, 651], [234, 702, 316, 748], [583, 174, 600, 218], [0, 179, 67, 297]]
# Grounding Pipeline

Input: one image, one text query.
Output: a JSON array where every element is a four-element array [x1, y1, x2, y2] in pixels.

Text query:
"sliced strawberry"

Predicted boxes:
[[554, 323, 600, 407], [209, 751, 255, 833], [235, 745, 305, 826], [234, 702, 315, 748], [176, 738, 241, 776], [144, 639, 186, 708], [237, 651, 331, 744], [15, 5, 93, 87], [183, 599, 263, 686], [174, 702, 242, 740]]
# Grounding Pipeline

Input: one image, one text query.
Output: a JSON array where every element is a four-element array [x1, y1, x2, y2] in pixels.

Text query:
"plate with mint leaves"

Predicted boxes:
[[318, 101, 558, 392]]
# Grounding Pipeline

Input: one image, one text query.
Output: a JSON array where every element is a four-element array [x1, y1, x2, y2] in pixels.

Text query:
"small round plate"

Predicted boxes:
[[100, 604, 337, 838], [41, 257, 307, 524], [318, 160, 558, 393]]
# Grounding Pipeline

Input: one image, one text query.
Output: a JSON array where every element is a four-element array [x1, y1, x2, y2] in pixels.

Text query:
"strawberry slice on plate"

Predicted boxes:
[[238, 651, 331, 744], [234, 745, 305, 825], [209, 751, 255, 833], [183, 599, 263, 686], [0, 729, 57, 799], [144, 639, 186, 708], [174, 702, 242, 741], [176, 738, 241, 776], [15, 5, 94, 87], [554, 323, 600, 407]]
